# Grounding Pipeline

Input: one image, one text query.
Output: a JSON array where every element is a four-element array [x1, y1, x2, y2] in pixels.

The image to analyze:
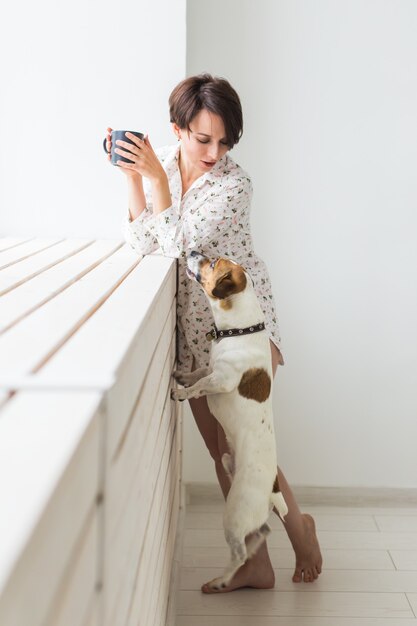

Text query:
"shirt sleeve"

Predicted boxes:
[[142, 176, 252, 258], [121, 171, 162, 256], [121, 209, 161, 256]]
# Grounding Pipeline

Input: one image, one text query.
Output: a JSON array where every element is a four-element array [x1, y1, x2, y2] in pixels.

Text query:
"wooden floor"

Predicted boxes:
[[175, 498, 417, 625]]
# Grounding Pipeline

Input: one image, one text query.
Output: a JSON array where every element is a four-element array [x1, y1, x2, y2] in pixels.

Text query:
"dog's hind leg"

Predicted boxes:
[[206, 530, 247, 591], [246, 522, 271, 558]]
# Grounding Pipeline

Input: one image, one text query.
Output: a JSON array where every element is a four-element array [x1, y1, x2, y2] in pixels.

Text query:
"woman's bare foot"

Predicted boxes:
[[201, 541, 275, 594], [292, 513, 323, 583]]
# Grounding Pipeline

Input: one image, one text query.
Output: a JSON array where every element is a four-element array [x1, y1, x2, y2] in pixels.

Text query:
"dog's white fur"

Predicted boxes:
[[172, 253, 288, 591]]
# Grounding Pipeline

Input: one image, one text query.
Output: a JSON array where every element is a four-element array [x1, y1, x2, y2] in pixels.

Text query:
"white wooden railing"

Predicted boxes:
[[0, 238, 182, 626]]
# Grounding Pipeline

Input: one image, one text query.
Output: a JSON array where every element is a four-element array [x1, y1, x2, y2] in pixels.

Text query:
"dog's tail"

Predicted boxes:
[[270, 473, 288, 522]]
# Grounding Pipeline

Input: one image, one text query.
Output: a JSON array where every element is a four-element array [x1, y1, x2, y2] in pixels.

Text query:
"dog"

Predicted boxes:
[[171, 251, 288, 591]]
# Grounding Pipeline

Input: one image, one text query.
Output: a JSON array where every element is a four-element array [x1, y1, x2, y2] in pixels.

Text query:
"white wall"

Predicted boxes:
[[183, 0, 417, 488], [0, 0, 186, 238]]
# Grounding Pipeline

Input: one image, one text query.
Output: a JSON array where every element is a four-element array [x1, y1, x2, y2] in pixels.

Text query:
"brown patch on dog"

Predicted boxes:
[[200, 258, 247, 301], [238, 368, 271, 402], [272, 473, 280, 493], [219, 298, 233, 310]]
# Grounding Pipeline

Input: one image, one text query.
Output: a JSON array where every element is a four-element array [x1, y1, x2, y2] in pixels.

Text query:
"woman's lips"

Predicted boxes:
[[201, 160, 216, 167]]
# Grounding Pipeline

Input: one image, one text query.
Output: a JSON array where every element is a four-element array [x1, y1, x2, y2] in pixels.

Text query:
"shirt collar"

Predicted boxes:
[[166, 143, 227, 191]]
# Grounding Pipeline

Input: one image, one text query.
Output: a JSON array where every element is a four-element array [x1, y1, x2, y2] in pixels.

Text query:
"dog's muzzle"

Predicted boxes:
[[186, 251, 207, 282]]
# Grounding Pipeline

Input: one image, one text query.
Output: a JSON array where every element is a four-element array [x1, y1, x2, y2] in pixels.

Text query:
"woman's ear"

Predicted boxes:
[[171, 122, 181, 140]]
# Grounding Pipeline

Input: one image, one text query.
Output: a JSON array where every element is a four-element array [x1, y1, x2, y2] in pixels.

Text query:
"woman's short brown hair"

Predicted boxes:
[[169, 73, 243, 149]]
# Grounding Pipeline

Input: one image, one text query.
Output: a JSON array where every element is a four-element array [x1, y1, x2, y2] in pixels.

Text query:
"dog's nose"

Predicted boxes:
[[190, 250, 199, 258]]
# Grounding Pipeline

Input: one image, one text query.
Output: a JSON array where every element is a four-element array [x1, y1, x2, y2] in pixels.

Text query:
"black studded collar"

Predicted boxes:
[[205, 322, 265, 342]]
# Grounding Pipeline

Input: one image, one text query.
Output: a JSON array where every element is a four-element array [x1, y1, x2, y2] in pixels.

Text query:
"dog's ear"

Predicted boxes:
[[212, 272, 233, 299]]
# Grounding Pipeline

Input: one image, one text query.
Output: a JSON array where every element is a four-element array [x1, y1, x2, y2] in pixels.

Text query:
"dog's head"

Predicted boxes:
[[186, 252, 247, 303]]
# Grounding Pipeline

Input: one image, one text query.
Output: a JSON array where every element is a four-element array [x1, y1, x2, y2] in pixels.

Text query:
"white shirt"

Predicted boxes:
[[122, 143, 283, 371]]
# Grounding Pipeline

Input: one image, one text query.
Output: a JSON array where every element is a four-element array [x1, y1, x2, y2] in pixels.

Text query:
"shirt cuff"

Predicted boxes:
[[123, 208, 151, 233], [144, 205, 178, 239]]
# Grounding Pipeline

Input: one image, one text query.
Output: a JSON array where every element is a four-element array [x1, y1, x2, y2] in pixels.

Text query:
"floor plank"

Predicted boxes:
[[177, 589, 413, 618], [185, 511, 379, 532], [390, 551, 417, 570], [184, 528, 417, 550], [180, 567, 417, 593], [181, 546, 395, 570], [177, 617, 417, 626]]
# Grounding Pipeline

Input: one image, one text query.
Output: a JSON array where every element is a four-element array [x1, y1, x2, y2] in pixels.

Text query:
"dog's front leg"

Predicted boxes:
[[173, 366, 212, 387], [171, 366, 239, 401]]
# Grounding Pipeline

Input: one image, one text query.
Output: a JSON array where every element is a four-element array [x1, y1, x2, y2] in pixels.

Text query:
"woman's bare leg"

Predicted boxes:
[[268, 342, 323, 582]]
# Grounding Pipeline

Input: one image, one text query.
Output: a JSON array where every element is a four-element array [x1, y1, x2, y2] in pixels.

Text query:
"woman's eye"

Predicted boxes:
[[197, 139, 229, 146]]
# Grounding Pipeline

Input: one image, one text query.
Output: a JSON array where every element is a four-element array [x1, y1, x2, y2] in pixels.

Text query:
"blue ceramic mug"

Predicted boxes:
[[103, 130, 144, 166]]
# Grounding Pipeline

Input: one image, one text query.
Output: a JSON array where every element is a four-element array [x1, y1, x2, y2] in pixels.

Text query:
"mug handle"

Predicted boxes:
[[103, 137, 110, 154]]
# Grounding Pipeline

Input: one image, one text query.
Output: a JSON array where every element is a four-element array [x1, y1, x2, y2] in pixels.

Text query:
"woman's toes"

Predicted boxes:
[[305, 569, 313, 582], [292, 566, 303, 583]]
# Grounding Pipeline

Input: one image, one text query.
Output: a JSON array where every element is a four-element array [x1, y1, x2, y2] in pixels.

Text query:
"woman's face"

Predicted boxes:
[[173, 109, 230, 175]]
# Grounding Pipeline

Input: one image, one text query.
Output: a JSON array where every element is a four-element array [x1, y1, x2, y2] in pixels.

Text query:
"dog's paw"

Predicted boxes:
[[173, 369, 185, 381], [173, 370, 192, 386], [170, 388, 187, 402], [207, 576, 228, 591]]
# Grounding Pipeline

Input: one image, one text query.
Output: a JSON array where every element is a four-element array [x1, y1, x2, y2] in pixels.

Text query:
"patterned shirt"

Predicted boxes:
[[121, 143, 284, 372]]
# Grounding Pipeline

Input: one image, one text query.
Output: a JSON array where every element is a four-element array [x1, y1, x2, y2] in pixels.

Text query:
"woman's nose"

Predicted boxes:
[[207, 144, 220, 160]]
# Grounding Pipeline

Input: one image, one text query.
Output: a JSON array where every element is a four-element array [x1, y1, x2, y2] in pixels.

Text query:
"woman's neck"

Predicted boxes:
[[178, 148, 201, 190]]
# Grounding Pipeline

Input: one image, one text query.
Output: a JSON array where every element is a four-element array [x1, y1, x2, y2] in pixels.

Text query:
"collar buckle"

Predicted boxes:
[[205, 325, 218, 342]]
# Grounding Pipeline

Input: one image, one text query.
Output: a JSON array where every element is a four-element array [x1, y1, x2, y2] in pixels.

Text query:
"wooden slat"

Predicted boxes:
[[0, 240, 122, 322], [104, 355, 176, 626], [43, 506, 98, 626], [0, 239, 31, 253], [109, 408, 178, 626], [0, 238, 95, 295], [104, 257, 176, 455], [37, 253, 175, 396], [0, 390, 10, 408], [141, 432, 181, 626], [106, 303, 176, 532], [153, 405, 183, 626], [108, 335, 175, 549], [0, 239, 63, 268], [0, 253, 176, 393], [0, 244, 144, 381], [83, 594, 100, 626], [153, 477, 181, 626], [0, 390, 103, 626]]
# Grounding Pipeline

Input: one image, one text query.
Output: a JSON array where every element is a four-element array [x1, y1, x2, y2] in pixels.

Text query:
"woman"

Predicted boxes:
[[106, 73, 322, 593]]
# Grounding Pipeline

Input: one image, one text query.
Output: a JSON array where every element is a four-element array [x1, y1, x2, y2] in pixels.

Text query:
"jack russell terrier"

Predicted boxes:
[[171, 251, 288, 591]]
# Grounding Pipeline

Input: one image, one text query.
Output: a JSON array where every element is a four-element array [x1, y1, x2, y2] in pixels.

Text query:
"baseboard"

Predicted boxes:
[[185, 482, 417, 507]]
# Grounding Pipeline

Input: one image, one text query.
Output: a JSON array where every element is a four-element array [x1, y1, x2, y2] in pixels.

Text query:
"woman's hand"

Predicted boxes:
[[112, 131, 166, 184], [105, 127, 140, 179], [106, 127, 171, 214]]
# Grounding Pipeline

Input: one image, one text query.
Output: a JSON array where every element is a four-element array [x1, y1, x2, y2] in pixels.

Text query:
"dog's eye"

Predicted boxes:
[[210, 261, 216, 269]]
